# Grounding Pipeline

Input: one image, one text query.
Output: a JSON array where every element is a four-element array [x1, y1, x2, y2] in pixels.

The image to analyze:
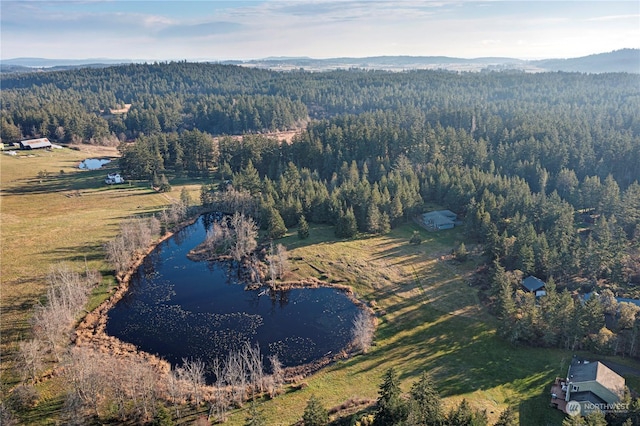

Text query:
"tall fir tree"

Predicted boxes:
[[298, 215, 310, 239], [373, 368, 408, 426], [302, 395, 328, 426]]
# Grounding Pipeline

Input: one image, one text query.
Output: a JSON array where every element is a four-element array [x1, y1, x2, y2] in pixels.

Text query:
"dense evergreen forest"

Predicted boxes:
[[2, 62, 640, 356]]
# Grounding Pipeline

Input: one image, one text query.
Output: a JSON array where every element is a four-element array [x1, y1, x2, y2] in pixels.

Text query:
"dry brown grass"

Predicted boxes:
[[0, 146, 172, 392]]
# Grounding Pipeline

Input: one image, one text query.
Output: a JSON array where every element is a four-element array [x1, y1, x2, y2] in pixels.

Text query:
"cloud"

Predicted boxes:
[[157, 21, 243, 38], [587, 14, 640, 22], [1, 0, 638, 61]]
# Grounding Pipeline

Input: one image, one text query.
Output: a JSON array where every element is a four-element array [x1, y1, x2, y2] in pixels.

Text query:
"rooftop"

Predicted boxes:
[[522, 276, 545, 292], [568, 361, 625, 396]]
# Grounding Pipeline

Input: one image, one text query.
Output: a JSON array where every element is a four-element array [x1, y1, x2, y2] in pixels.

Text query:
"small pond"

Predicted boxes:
[[79, 158, 111, 169], [105, 215, 359, 380]]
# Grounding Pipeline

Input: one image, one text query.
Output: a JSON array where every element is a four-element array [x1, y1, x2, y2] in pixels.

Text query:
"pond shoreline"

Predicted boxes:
[[74, 212, 374, 383]]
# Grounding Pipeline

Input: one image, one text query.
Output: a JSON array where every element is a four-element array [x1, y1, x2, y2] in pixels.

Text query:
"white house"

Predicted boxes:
[[105, 173, 124, 184]]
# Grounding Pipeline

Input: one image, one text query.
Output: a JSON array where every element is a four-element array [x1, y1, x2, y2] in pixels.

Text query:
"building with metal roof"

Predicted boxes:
[[19, 138, 52, 150], [421, 210, 456, 231]]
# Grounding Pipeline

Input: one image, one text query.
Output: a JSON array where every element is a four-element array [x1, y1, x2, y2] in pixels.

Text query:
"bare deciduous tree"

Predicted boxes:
[[0, 401, 18, 426], [32, 264, 90, 361], [16, 339, 43, 384], [166, 368, 185, 419], [106, 216, 162, 276], [177, 358, 205, 406], [205, 220, 233, 253], [230, 213, 258, 262], [267, 354, 284, 398], [207, 187, 258, 217], [268, 243, 290, 280], [208, 357, 229, 423], [63, 347, 106, 418], [241, 342, 264, 398], [105, 236, 130, 276], [352, 310, 375, 354], [223, 349, 247, 406]]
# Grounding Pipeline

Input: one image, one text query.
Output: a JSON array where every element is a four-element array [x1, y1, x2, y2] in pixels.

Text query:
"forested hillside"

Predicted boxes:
[[2, 63, 640, 356]]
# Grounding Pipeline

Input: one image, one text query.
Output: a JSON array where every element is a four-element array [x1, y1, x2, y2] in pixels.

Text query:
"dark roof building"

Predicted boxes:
[[19, 138, 52, 150], [564, 360, 625, 415], [522, 275, 545, 292], [421, 210, 456, 231]]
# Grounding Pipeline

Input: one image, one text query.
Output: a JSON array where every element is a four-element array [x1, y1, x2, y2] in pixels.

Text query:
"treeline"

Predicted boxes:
[[4, 63, 640, 418], [193, 105, 639, 282], [297, 368, 512, 426], [2, 64, 638, 188]]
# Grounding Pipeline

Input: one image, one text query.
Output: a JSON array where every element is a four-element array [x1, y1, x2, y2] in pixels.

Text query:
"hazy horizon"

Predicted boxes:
[[1, 1, 639, 62]]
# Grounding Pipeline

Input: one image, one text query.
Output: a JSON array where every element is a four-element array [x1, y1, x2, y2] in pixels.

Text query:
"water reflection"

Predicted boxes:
[[78, 158, 111, 169]]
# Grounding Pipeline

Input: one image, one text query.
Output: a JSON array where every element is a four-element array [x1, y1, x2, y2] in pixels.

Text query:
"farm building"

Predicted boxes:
[[19, 138, 52, 150], [421, 210, 457, 231], [522, 275, 546, 296]]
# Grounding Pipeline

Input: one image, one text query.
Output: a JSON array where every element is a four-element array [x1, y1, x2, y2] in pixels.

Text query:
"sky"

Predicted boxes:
[[1, 0, 638, 61]]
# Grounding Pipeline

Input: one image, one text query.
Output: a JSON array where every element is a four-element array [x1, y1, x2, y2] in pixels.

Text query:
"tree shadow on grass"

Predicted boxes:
[[519, 386, 567, 426], [41, 243, 108, 265], [335, 301, 571, 416], [17, 394, 65, 426]]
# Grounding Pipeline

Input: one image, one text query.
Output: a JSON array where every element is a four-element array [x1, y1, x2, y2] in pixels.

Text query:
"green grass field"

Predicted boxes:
[[218, 225, 568, 425], [0, 147, 201, 389], [0, 147, 635, 425]]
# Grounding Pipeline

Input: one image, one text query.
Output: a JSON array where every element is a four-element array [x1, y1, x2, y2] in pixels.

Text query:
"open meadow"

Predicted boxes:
[[0, 146, 201, 388], [217, 225, 570, 425], [1, 147, 638, 425]]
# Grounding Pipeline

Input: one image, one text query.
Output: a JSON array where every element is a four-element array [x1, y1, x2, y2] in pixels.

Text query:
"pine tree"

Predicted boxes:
[[302, 395, 328, 426], [158, 174, 172, 193], [367, 203, 383, 234], [245, 400, 266, 426], [406, 371, 444, 426], [447, 399, 487, 426], [335, 207, 357, 238], [267, 207, 287, 239], [373, 368, 408, 426], [390, 196, 404, 226], [298, 215, 310, 239], [494, 406, 517, 426], [180, 187, 192, 208], [454, 242, 468, 261], [562, 415, 584, 426]]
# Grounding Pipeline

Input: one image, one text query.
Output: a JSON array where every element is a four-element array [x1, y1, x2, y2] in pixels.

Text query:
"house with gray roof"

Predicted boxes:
[[421, 210, 457, 231], [565, 360, 626, 415]]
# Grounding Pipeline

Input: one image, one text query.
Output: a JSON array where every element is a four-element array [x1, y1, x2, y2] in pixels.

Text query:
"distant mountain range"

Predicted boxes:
[[2, 49, 638, 74]]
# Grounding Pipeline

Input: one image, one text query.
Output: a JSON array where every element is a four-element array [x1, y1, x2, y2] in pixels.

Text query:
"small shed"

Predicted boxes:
[[19, 138, 52, 150], [522, 275, 545, 293]]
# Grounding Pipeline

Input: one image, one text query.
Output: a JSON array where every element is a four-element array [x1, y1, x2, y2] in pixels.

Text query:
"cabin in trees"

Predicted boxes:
[[551, 359, 625, 416], [421, 210, 457, 231], [521, 275, 546, 296], [19, 138, 52, 150]]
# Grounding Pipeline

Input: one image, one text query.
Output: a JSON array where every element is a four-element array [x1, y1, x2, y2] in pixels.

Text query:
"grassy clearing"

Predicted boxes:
[[223, 224, 569, 425], [0, 147, 178, 391]]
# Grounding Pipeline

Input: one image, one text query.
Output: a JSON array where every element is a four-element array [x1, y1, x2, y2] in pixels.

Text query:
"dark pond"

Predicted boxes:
[[79, 158, 111, 169], [105, 215, 359, 379]]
